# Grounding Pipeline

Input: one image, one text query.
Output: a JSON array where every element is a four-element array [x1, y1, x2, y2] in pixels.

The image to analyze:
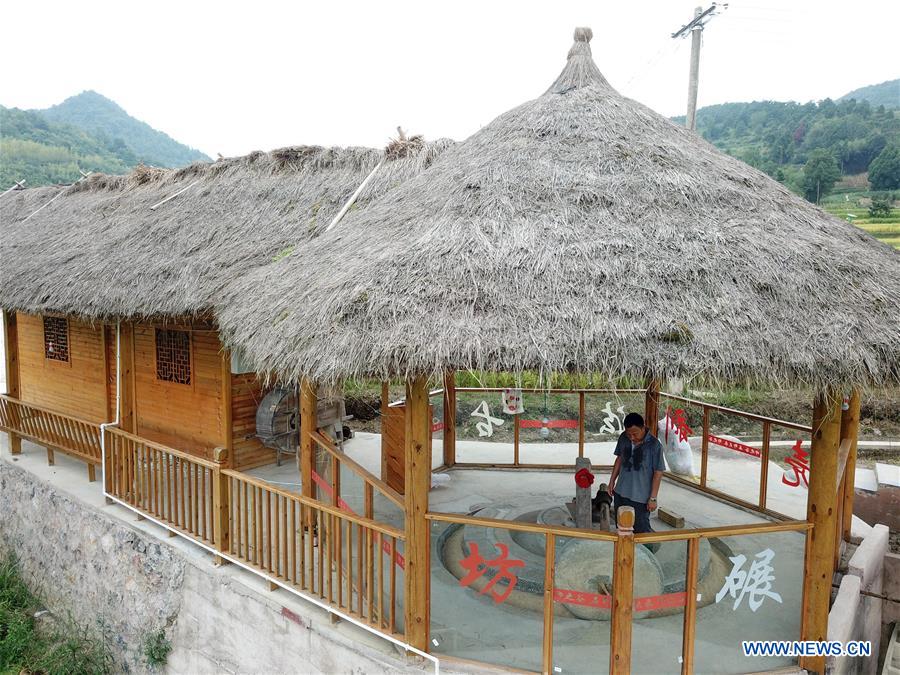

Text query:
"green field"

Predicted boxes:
[[821, 190, 900, 249]]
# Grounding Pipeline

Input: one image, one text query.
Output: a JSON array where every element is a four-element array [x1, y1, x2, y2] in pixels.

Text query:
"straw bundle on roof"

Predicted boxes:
[[0, 141, 452, 319], [218, 28, 900, 389]]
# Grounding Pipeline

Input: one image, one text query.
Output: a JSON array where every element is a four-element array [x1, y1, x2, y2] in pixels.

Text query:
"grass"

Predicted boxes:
[[142, 628, 171, 668], [0, 555, 113, 675], [820, 189, 900, 249]]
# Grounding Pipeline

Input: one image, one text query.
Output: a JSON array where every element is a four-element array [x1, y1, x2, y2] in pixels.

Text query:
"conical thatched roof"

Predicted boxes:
[[218, 28, 900, 389], [0, 140, 452, 319]]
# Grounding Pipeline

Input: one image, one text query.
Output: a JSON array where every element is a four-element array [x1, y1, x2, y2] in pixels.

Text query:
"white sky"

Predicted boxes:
[[2, 0, 898, 159]]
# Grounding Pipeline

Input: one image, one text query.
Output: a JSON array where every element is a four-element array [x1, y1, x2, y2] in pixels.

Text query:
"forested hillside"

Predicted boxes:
[[0, 106, 134, 186], [40, 91, 209, 168], [839, 79, 899, 109]]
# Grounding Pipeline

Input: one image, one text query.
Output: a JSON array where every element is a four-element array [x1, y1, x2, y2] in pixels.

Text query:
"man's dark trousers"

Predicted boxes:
[[613, 492, 653, 533]]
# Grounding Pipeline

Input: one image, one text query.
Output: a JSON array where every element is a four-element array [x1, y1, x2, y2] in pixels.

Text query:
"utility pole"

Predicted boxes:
[[672, 3, 727, 131]]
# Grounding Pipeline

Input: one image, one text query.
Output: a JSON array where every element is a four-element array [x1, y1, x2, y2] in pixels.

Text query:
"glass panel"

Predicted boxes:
[[454, 391, 514, 464], [551, 534, 614, 674], [582, 392, 645, 468], [313, 444, 333, 504], [765, 424, 811, 520], [703, 408, 763, 508], [693, 530, 805, 673], [656, 398, 704, 483], [372, 491, 404, 531], [338, 462, 366, 516], [430, 520, 544, 672], [431, 392, 444, 470], [518, 391, 580, 465], [631, 540, 688, 673]]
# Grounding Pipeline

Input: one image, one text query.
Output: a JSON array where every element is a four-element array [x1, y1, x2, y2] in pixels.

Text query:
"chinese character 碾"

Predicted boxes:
[[715, 548, 783, 612]]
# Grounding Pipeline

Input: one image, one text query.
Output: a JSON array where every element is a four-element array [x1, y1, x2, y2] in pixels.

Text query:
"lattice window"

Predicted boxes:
[[155, 328, 191, 385], [43, 316, 69, 362]]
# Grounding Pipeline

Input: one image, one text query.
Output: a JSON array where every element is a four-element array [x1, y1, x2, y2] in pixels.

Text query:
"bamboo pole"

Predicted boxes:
[[442, 371, 456, 468], [840, 391, 860, 545], [404, 375, 430, 651], [2, 311, 21, 454], [799, 391, 842, 673]]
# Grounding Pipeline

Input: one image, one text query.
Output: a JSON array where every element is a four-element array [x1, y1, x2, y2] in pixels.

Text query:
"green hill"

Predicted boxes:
[[839, 79, 900, 109], [40, 91, 209, 168], [0, 106, 136, 187]]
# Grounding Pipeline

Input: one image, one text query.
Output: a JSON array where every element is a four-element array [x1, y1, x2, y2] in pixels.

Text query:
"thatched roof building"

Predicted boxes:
[[0, 141, 452, 319], [218, 28, 900, 389]]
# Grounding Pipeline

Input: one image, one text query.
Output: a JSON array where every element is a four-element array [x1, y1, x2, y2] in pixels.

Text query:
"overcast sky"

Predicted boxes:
[[2, 0, 898, 159]]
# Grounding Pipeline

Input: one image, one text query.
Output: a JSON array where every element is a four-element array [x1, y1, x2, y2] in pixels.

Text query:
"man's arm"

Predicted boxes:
[[648, 470, 663, 511], [607, 456, 622, 496]]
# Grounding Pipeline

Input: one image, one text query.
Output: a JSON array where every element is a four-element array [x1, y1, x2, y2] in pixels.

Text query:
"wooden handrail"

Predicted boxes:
[[222, 468, 405, 539], [105, 426, 220, 470], [633, 519, 811, 543], [308, 430, 404, 508], [453, 387, 647, 394], [0, 393, 102, 422], [660, 392, 812, 432], [425, 510, 618, 541]]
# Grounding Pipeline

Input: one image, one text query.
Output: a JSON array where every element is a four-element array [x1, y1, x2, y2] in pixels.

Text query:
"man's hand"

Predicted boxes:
[[606, 482, 614, 497], [648, 500, 658, 512]]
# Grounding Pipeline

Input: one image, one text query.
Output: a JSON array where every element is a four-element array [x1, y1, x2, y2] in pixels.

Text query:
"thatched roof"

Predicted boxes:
[[0, 140, 452, 319], [217, 27, 900, 389]]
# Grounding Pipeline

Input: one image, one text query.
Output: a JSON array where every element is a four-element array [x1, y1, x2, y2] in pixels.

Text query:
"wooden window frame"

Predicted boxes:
[[42, 314, 71, 367], [153, 327, 194, 387]]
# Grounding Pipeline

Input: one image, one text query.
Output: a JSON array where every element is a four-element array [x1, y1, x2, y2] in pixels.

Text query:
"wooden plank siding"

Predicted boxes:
[[133, 323, 224, 459], [18, 313, 108, 423], [231, 372, 276, 470]]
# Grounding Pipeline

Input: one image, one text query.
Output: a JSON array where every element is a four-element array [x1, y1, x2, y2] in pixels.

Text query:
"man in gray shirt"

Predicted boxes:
[[602, 412, 666, 533]]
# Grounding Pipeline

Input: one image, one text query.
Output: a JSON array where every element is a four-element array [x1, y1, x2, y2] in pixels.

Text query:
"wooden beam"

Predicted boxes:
[[381, 381, 389, 481], [221, 348, 233, 468], [644, 377, 660, 430], [299, 379, 317, 502], [3, 310, 21, 454], [404, 375, 430, 652], [799, 391, 842, 673], [840, 390, 860, 544], [442, 371, 456, 468], [120, 322, 136, 434]]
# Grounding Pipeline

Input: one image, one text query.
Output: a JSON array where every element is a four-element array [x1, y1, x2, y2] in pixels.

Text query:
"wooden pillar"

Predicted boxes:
[[299, 378, 317, 501], [610, 507, 635, 674], [644, 377, 660, 428], [799, 391, 842, 673], [221, 349, 233, 468], [212, 446, 230, 566], [3, 310, 21, 454], [840, 390, 860, 542], [442, 371, 456, 468], [381, 381, 390, 481], [404, 375, 430, 652], [117, 322, 136, 433]]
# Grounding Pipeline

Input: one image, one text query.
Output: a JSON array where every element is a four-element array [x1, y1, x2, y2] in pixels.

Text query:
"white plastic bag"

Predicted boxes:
[[658, 416, 696, 478]]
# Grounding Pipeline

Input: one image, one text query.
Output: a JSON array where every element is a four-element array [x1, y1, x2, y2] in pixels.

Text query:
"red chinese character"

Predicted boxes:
[[781, 439, 809, 488], [669, 408, 692, 443], [458, 542, 525, 604]]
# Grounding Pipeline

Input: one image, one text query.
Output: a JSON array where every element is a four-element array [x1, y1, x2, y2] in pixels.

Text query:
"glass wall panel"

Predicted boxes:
[[430, 520, 544, 672], [693, 530, 805, 673], [454, 391, 514, 464], [519, 391, 581, 465], [582, 392, 645, 468], [765, 425, 812, 520], [704, 408, 763, 509]]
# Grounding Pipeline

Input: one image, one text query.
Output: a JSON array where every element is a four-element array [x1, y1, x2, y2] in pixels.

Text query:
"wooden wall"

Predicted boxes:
[[231, 373, 275, 470], [18, 313, 109, 423], [133, 323, 224, 459]]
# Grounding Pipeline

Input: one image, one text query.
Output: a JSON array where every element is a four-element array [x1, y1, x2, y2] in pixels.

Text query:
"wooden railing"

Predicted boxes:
[[426, 510, 810, 674], [309, 430, 404, 516], [0, 394, 102, 466], [104, 426, 219, 546], [223, 470, 405, 635]]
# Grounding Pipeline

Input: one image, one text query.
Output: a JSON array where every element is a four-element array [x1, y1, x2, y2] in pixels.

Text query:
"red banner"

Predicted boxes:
[[519, 419, 579, 429], [552, 588, 687, 611], [707, 434, 761, 458], [431, 421, 444, 432]]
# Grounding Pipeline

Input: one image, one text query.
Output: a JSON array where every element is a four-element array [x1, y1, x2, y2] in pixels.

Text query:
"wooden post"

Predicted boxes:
[[610, 506, 635, 674], [442, 371, 456, 468], [221, 350, 233, 469], [212, 446, 230, 566], [3, 310, 21, 455], [799, 391, 842, 673], [681, 538, 700, 674], [381, 381, 390, 481], [644, 378, 660, 429], [700, 407, 710, 488], [578, 391, 585, 458], [299, 379, 317, 502], [119, 323, 136, 433], [840, 390, 860, 544], [541, 532, 556, 674], [404, 375, 430, 652], [759, 421, 771, 510]]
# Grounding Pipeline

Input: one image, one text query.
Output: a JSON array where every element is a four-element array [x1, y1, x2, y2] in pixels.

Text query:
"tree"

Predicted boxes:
[[868, 196, 892, 218], [802, 150, 841, 203], [869, 145, 900, 190]]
